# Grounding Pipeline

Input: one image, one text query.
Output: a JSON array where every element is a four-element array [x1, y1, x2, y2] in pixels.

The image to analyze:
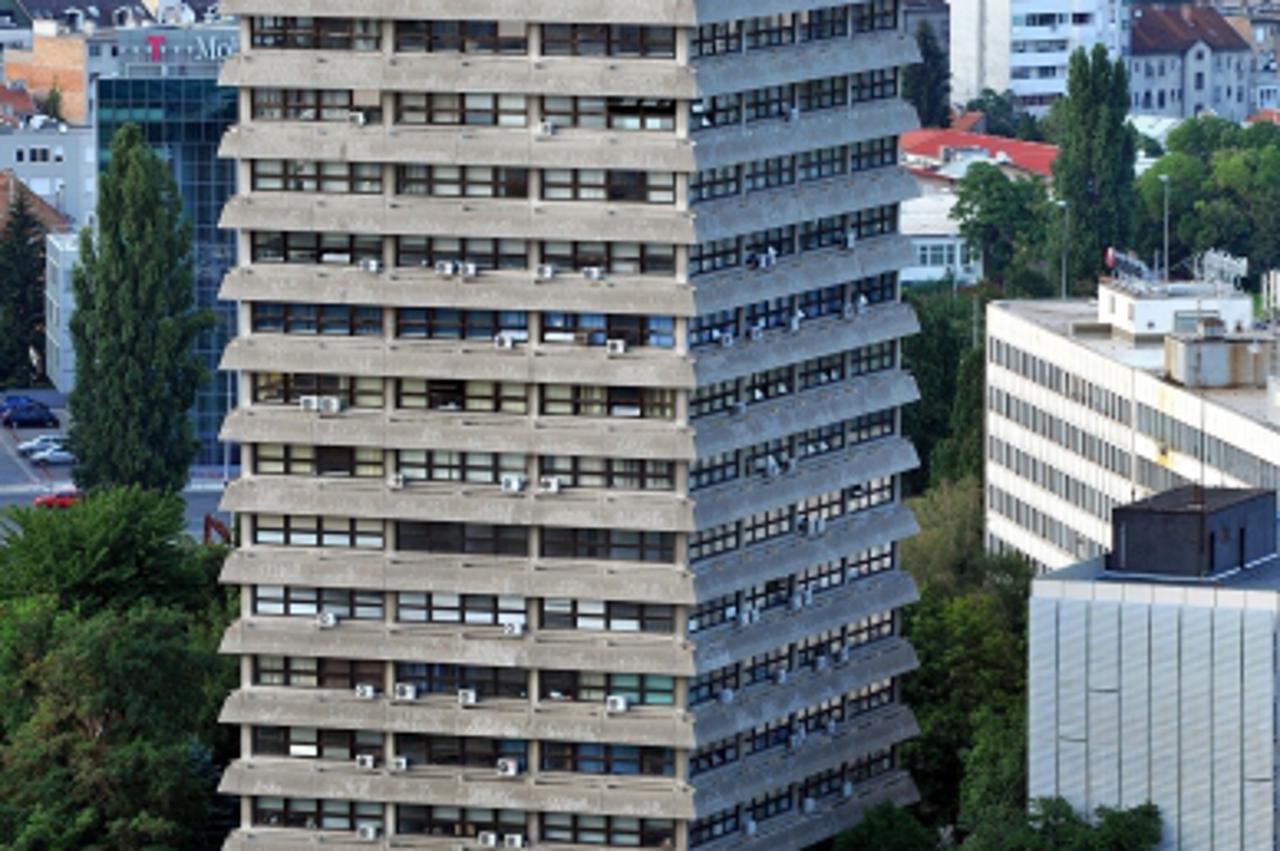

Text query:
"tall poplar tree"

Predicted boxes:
[[903, 22, 950, 128], [68, 124, 212, 492], [0, 193, 47, 386], [1051, 45, 1136, 290]]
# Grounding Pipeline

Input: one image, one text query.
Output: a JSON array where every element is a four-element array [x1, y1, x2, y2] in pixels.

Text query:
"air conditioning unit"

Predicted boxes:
[[583, 266, 606, 281], [733, 400, 747, 415], [503, 621, 525, 637], [841, 781, 855, 798], [755, 253, 772, 270], [316, 611, 339, 629], [358, 258, 381, 273], [355, 683, 378, 700], [719, 688, 735, 704], [845, 231, 858, 249], [388, 472, 405, 490], [803, 587, 815, 606], [539, 475, 563, 494], [605, 338, 627, 355], [319, 395, 345, 415], [605, 694, 629, 714], [789, 311, 804, 332], [815, 654, 830, 671], [434, 260, 457, 276], [504, 836, 527, 849], [357, 825, 381, 840], [720, 332, 736, 348], [461, 261, 479, 278], [298, 395, 321, 412], [478, 831, 500, 848], [392, 755, 410, 771], [745, 819, 758, 837], [500, 473, 527, 493], [497, 757, 522, 777], [838, 644, 852, 664], [458, 688, 479, 707], [790, 593, 805, 611], [539, 120, 557, 136], [536, 263, 557, 280], [355, 753, 377, 770], [393, 682, 418, 701], [857, 294, 870, 313], [803, 797, 817, 814], [763, 455, 781, 478], [843, 302, 857, 319], [813, 516, 828, 536], [494, 332, 516, 350], [347, 110, 367, 126], [795, 516, 809, 536], [775, 668, 788, 685]]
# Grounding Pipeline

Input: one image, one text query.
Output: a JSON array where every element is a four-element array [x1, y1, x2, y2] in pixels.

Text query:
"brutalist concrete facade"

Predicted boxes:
[[214, 3, 924, 848]]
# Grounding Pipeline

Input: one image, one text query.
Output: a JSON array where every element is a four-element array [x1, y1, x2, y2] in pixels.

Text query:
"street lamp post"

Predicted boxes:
[[1056, 200, 1069, 299], [1159, 173, 1170, 281]]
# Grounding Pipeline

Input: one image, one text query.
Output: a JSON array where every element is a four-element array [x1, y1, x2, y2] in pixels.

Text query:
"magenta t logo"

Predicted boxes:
[[146, 34, 165, 62]]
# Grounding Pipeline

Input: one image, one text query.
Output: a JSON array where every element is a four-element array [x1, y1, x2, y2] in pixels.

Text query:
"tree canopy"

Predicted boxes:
[[0, 193, 48, 387], [951, 162, 1051, 293], [68, 123, 212, 493], [903, 22, 950, 128]]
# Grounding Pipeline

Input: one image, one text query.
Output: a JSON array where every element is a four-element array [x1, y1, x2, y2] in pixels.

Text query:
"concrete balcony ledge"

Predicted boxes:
[[220, 193, 696, 245], [692, 704, 919, 814], [220, 758, 695, 819], [691, 570, 918, 670], [220, 688, 696, 749], [691, 501, 919, 600], [692, 30, 918, 96], [691, 301, 919, 387], [219, 121, 699, 172], [219, 406, 696, 460], [691, 368, 920, 458], [219, 547, 697, 604], [691, 637, 919, 741], [221, 475, 694, 533], [220, 261, 697, 316], [690, 436, 918, 529], [695, 770, 919, 851], [221, 617, 697, 675], [220, 334, 695, 389], [220, 50, 699, 100], [689, 233, 917, 315]]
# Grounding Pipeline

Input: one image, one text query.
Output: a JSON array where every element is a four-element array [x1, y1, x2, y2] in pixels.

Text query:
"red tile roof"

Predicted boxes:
[[1246, 108, 1280, 125], [0, 86, 36, 127], [900, 129, 1058, 178], [1131, 5, 1250, 56], [0, 171, 70, 234], [951, 110, 985, 133]]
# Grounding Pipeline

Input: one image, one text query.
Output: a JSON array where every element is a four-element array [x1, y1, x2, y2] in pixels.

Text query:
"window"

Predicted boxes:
[[252, 726, 383, 759], [251, 160, 383, 193], [397, 379, 527, 413], [690, 166, 741, 202], [252, 797, 384, 831], [397, 593, 527, 626], [398, 450, 525, 484], [690, 807, 740, 847], [540, 599, 674, 633], [852, 68, 898, 102], [397, 807, 527, 837], [396, 522, 529, 556], [541, 814, 675, 848], [539, 456, 674, 490], [251, 303, 382, 335], [540, 671, 675, 705], [251, 88, 357, 121], [251, 17, 380, 50], [693, 22, 742, 56], [852, 136, 897, 171], [541, 169, 675, 204], [394, 662, 529, 699], [253, 655, 383, 689], [688, 522, 738, 563], [688, 664, 739, 706], [542, 24, 675, 57], [250, 373, 384, 408], [689, 94, 742, 130], [394, 19, 527, 53], [397, 734, 527, 767], [798, 145, 848, 180], [855, 0, 899, 30], [540, 313, 674, 348], [745, 85, 793, 122], [745, 156, 795, 191], [395, 308, 528, 341], [803, 6, 851, 40], [396, 93, 528, 127], [540, 385, 675, 419], [395, 236, 527, 270], [253, 585, 384, 619], [539, 241, 674, 274], [541, 96, 676, 130], [540, 528, 675, 563], [252, 515, 385, 549], [689, 238, 740, 275], [250, 231, 382, 265], [745, 14, 795, 48], [396, 164, 528, 198], [542, 742, 674, 776], [798, 76, 848, 111]]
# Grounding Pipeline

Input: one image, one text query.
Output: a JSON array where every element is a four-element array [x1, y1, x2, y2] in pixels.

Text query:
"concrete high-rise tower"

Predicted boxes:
[[215, 5, 924, 848]]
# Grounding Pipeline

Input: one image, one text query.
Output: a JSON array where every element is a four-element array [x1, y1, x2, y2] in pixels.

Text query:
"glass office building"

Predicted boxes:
[[96, 24, 238, 469]]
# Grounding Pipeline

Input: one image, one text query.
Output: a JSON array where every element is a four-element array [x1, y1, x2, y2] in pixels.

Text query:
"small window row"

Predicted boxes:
[[692, 2, 900, 57], [252, 656, 676, 706], [690, 70, 900, 131], [689, 137, 898, 203]]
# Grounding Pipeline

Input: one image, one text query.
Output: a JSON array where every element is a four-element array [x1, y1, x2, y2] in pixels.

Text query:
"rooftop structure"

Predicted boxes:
[[900, 128, 1056, 180]]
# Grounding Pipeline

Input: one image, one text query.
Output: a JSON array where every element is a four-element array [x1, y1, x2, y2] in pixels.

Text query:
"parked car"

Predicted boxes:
[[17, 434, 64, 455], [29, 446, 73, 465], [2, 405, 58, 428], [32, 489, 82, 509], [0, 395, 38, 416]]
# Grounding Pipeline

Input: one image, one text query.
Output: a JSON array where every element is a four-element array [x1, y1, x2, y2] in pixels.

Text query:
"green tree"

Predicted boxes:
[[1051, 45, 1136, 290], [952, 162, 1049, 286], [903, 21, 950, 128], [41, 87, 62, 122], [930, 346, 984, 485], [958, 704, 1027, 835], [965, 89, 1023, 138], [0, 193, 48, 386], [836, 802, 935, 851], [68, 123, 212, 492], [1165, 115, 1241, 162], [1132, 152, 1208, 275]]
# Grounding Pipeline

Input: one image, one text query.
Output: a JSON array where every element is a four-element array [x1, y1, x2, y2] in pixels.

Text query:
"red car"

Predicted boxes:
[[33, 489, 82, 509]]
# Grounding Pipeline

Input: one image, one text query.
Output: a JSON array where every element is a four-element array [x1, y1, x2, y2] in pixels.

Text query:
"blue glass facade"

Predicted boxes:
[[97, 75, 237, 468]]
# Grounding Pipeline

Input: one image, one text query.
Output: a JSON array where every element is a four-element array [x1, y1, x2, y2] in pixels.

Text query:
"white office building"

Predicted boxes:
[[985, 273, 1280, 572]]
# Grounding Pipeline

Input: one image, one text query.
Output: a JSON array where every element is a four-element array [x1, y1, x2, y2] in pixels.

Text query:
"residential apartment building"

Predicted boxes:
[[1030, 487, 1280, 848], [985, 275, 1280, 572], [1129, 5, 1254, 122], [951, 0, 1127, 112], [214, 3, 926, 849]]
